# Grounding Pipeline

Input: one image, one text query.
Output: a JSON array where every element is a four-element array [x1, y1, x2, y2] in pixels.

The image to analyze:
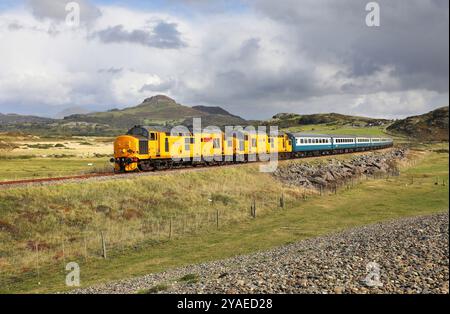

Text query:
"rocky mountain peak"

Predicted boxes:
[[142, 95, 176, 104]]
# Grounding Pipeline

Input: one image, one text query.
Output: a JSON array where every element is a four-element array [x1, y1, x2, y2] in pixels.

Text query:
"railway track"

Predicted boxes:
[[0, 162, 256, 189], [0, 172, 117, 187], [0, 148, 395, 189]]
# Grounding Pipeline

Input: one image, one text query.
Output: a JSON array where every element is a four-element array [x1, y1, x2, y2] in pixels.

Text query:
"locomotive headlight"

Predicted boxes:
[[122, 149, 127, 153]]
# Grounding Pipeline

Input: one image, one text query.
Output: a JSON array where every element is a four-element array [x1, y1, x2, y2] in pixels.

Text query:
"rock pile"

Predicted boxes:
[[274, 149, 408, 189]]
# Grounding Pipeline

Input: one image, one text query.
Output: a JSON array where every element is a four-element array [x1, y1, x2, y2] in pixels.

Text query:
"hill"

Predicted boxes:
[[265, 112, 391, 129], [0, 113, 54, 125], [387, 106, 449, 141], [64, 95, 247, 129]]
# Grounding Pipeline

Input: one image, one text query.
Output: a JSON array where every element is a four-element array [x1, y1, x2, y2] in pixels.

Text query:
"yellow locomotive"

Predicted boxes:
[[112, 125, 292, 172]]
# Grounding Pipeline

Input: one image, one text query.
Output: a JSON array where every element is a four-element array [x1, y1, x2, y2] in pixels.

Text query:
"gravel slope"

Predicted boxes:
[[72, 212, 449, 294]]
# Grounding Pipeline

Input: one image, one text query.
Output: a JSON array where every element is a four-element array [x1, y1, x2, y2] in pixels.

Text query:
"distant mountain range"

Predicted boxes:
[[0, 113, 54, 124], [63, 95, 247, 129], [387, 106, 449, 141], [0, 96, 448, 141]]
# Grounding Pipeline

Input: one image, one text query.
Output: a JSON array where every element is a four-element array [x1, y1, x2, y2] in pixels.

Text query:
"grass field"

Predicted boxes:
[[0, 134, 113, 180], [0, 143, 447, 293], [0, 126, 407, 181]]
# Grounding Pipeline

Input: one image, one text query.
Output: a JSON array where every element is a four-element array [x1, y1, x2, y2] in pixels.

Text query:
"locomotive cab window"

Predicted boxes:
[[150, 133, 156, 141], [127, 127, 149, 138]]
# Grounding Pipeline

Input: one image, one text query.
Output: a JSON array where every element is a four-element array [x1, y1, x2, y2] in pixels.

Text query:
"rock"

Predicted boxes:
[[69, 212, 449, 295]]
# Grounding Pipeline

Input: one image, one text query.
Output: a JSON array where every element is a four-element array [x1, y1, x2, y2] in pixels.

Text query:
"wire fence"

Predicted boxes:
[[1, 164, 447, 290]]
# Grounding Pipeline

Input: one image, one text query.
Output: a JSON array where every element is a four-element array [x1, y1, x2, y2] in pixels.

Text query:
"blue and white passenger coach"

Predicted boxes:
[[287, 133, 393, 157]]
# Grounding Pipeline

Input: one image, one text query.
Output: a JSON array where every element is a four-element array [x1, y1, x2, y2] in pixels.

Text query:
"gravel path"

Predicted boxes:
[[72, 212, 449, 294]]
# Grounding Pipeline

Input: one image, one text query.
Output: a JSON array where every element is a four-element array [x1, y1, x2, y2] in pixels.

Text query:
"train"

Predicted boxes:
[[111, 125, 393, 172]]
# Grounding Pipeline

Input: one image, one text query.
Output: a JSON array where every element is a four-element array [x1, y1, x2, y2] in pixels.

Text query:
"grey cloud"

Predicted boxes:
[[8, 22, 24, 31], [27, 0, 101, 24], [93, 21, 187, 49], [98, 67, 123, 75], [178, 0, 448, 119], [252, 0, 449, 93]]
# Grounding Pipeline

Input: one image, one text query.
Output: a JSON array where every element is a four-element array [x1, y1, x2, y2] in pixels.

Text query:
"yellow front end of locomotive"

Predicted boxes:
[[113, 135, 139, 172]]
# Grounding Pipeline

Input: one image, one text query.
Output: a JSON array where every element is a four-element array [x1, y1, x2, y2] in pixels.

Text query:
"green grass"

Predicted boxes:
[[0, 158, 113, 180], [139, 284, 169, 294], [179, 273, 200, 284], [0, 144, 447, 293]]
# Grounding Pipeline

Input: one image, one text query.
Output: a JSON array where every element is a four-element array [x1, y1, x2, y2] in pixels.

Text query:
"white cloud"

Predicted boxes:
[[0, 1, 447, 118]]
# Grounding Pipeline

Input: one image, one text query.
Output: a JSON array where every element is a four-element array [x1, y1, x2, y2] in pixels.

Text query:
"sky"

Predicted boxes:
[[0, 0, 448, 119]]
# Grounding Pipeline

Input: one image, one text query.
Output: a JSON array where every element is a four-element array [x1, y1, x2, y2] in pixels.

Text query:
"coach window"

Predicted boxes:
[[185, 138, 190, 151]]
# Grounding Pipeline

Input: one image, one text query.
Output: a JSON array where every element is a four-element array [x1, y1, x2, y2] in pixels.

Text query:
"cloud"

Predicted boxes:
[[27, 0, 101, 24], [140, 80, 175, 93], [92, 21, 187, 49], [0, 1, 447, 120], [98, 67, 123, 75], [251, 0, 449, 93]]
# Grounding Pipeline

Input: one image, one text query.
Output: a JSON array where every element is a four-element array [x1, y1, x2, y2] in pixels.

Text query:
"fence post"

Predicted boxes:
[[280, 193, 285, 208], [216, 209, 219, 229], [61, 236, 65, 265], [100, 231, 107, 259], [251, 198, 256, 218], [83, 232, 88, 262], [35, 242, 40, 285]]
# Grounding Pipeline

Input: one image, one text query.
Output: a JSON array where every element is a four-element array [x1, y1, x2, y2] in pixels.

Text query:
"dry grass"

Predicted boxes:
[[0, 164, 305, 279]]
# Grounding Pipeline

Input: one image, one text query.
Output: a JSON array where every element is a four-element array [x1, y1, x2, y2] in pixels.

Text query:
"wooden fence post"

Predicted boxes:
[[280, 193, 285, 208], [61, 236, 65, 264], [83, 232, 88, 262], [35, 243, 40, 285], [100, 231, 107, 259], [216, 209, 219, 229], [251, 198, 256, 218]]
